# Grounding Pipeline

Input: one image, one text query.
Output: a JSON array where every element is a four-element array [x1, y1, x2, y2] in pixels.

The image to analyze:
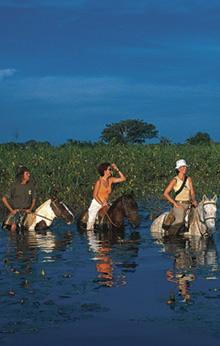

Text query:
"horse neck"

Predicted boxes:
[[36, 199, 56, 220], [196, 202, 203, 217], [194, 202, 206, 232], [108, 199, 125, 224]]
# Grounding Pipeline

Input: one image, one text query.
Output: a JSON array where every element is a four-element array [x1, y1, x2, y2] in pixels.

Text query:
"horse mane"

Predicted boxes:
[[188, 206, 197, 225], [109, 193, 134, 212], [110, 195, 123, 208], [189, 199, 205, 225], [110, 194, 129, 207]]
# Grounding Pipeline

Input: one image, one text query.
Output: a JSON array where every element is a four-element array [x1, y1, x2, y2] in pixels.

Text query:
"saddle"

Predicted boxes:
[[162, 206, 195, 236]]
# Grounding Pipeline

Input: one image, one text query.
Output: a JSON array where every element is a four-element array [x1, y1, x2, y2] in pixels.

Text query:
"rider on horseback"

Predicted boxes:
[[86, 163, 126, 231], [2, 166, 36, 231], [163, 159, 197, 236]]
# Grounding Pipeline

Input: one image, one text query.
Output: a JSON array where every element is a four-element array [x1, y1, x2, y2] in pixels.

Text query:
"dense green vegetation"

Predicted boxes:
[[0, 141, 219, 215]]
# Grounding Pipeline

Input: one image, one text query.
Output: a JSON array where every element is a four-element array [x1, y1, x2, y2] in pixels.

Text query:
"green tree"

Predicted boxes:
[[186, 132, 212, 145], [159, 136, 172, 146], [100, 119, 158, 144]]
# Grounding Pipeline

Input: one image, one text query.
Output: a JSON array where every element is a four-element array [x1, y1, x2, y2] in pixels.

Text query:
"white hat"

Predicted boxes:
[[175, 159, 188, 170]]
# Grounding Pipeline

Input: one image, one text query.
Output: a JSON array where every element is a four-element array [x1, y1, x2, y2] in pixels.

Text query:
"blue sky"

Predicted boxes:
[[0, 0, 219, 145]]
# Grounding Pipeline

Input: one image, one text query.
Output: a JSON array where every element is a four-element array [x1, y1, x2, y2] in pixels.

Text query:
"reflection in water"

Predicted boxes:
[[166, 269, 196, 303], [5, 227, 74, 262], [81, 228, 140, 288], [154, 235, 218, 306], [1, 209, 220, 343]]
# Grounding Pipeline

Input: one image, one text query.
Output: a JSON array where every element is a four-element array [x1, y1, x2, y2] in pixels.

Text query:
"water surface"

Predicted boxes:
[[1, 205, 220, 346]]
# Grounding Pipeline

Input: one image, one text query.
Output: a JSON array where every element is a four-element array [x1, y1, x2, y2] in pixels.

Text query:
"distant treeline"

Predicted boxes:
[[0, 141, 219, 214]]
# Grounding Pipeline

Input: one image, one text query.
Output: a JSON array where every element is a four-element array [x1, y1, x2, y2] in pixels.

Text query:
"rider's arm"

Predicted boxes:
[[164, 178, 182, 209], [188, 177, 197, 206], [2, 196, 17, 214], [26, 198, 36, 213], [110, 164, 126, 183]]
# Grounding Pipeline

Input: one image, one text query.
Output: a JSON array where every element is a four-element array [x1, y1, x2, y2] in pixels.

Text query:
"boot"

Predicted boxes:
[[164, 223, 183, 237], [163, 209, 175, 227]]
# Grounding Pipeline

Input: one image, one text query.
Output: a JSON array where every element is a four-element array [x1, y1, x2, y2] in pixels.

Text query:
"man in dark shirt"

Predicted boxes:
[[2, 166, 36, 231]]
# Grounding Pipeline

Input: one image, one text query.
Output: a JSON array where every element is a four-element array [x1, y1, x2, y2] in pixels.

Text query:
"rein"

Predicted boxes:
[[31, 212, 53, 222], [121, 197, 138, 217], [104, 210, 121, 228], [195, 215, 204, 236], [23, 198, 68, 224], [20, 209, 53, 222], [103, 196, 138, 228]]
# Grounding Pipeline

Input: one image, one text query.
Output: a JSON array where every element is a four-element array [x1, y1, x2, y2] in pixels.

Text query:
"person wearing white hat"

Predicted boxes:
[[163, 159, 197, 235], [175, 159, 188, 170]]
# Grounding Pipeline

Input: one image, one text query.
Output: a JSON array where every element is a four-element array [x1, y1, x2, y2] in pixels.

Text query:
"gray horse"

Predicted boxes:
[[151, 195, 217, 238]]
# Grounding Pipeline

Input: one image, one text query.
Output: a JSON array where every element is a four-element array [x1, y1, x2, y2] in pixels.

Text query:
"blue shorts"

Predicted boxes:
[[2, 211, 26, 230]]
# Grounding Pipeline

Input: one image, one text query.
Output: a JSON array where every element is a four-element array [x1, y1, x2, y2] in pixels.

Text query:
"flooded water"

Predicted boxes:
[[1, 204, 220, 346]]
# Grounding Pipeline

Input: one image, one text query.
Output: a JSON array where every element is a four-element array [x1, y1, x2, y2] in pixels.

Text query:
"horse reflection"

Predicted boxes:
[[6, 227, 74, 262], [80, 228, 140, 287], [153, 235, 218, 305]]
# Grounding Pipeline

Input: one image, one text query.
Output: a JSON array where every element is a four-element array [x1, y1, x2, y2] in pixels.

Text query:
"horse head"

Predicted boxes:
[[121, 192, 140, 229], [199, 194, 217, 236], [50, 196, 75, 225]]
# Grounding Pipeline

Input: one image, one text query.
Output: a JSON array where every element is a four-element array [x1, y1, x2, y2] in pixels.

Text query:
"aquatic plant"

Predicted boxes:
[[0, 141, 219, 214]]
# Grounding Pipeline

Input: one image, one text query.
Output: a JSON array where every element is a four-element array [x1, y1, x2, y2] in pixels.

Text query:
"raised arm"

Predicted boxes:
[[111, 163, 126, 183]]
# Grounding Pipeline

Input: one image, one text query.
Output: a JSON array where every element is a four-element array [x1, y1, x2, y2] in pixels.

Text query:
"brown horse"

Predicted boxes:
[[77, 193, 140, 231]]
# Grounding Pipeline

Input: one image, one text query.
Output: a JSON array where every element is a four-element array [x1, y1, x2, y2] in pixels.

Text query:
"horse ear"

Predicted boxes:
[[50, 194, 57, 201], [202, 194, 208, 202], [212, 195, 218, 203]]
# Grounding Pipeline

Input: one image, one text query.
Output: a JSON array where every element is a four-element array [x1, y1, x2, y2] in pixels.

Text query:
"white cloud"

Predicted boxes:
[[1, 73, 219, 144], [0, 69, 17, 80], [2, 74, 218, 105], [3, 75, 130, 102]]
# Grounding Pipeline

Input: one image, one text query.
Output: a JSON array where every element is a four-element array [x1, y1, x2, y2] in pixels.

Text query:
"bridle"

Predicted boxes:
[[121, 196, 138, 218], [200, 202, 217, 224], [196, 201, 217, 236], [202, 202, 217, 222], [104, 196, 138, 228], [51, 199, 71, 223], [20, 199, 74, 228]]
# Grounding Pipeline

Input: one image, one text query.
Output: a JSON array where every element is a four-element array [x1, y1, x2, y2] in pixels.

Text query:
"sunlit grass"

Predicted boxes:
[[0, 141, 219, 214]]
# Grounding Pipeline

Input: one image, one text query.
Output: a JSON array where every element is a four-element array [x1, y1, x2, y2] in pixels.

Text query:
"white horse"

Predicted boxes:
[[3, 196, 75, 231], [151, 195, 217, 238]]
